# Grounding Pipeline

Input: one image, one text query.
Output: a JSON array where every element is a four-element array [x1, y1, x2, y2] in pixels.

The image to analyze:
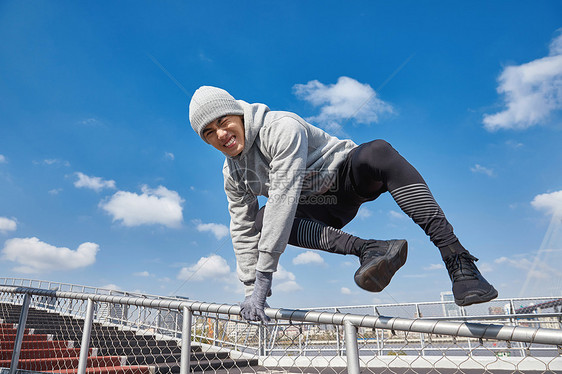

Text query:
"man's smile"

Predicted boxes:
[[224, 136, 236, 148]]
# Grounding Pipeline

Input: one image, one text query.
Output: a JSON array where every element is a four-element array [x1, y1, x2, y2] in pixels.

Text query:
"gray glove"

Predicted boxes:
[[240, 270, 272, 323]]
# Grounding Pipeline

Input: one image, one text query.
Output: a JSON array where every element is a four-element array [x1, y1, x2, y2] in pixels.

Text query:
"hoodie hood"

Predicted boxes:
[[224, 100, 269, 160]]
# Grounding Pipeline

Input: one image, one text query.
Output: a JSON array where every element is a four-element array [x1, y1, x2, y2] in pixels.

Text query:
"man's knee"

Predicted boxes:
[[353, 139, 398, 174], [361, 139, 396, 159]]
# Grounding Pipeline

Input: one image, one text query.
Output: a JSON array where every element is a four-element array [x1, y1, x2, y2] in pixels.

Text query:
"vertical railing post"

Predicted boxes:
[[344, 321, 360, 374], [374, 306, 383, 356], [77, 298, 95, 374], [376, 328, 383, 356], [122, 304, 129, 327], [213, 317, 218, 346], [258, 325, 265, 356], [9, 293, 31, 374], [510, 298, 527, 357], [460, 305, 473, 355], [416, 303, 426, 357], [263, 324, 269, 356], [335, 325, 341, 356], [180, 306, 192, 374], [335, 307, 342, 356]]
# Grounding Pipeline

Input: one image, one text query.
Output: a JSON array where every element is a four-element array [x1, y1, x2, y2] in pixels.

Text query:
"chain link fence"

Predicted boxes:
[[1, 281, 561, 374]]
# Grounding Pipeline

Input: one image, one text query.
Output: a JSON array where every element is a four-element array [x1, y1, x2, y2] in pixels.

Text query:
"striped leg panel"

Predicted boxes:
[[390, 183, 457, 247]]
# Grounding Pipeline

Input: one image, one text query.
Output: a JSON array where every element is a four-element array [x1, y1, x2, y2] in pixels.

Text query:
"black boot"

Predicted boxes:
[[443, 252, 498, 306], [354, 240, 408, 292]]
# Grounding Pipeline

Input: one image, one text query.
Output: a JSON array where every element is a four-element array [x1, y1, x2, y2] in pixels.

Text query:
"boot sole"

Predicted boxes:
[[455, 286, 499, 307], [354, 240, 408, 292]]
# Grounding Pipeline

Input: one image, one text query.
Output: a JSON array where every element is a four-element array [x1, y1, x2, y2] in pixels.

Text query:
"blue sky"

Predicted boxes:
[[1, 1, 562, 308]]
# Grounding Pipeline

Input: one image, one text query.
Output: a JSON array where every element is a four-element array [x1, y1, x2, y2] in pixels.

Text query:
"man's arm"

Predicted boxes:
[[255, 116, 308, 274], [226, 117, 309, 323], [223, 163, 261, 296], [239, 117, 309, 323]]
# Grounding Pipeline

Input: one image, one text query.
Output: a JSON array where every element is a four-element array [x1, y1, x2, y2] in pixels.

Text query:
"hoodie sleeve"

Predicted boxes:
[[223, 163, 261, 296], [255, 116, 308, 274]]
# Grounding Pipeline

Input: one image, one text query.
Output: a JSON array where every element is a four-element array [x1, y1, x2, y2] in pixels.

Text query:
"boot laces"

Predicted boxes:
[[359, 240, 387, 264], [444, 252, 480, 282]]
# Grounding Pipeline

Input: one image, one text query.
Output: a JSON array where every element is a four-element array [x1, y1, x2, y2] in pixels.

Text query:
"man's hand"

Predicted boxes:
[[240, 270, 272, 323]]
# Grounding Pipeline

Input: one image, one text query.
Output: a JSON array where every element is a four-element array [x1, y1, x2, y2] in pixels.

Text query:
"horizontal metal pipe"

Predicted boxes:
[[2, 285, 561, 346], [418, 312, 562, 321]]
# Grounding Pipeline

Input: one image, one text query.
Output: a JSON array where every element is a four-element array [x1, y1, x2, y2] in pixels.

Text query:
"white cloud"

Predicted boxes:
[[0, 217, 17, 234], [48, 188, 63, 195], [274, 280, 302, 293], [389, 210, 407, 220], [177, 254, 232, 282], [550, 30, 562, 55], [293, 76, 393, 132], [1, 237, 98, 273], [198, 52, 213, 63], [495, 256, 532, 271], [0, 155, 6, 163], [372, 297, 383, 304], [34, 159, 70, 167], [101, 284, 122, 291], [79, 118, 102, 126], [531, 190, 562, 217], [357, 207, 373, 219], [478, 262, 493, 274], [133, 271, 150, 277], [495, 256, 551, 279], [194, 220, 229, 240], [505, 140, 524, 149], [403, 273, 429, 279], [483, 31, 562, 131], [341, 287, 352, 295], [273, 265, 301, 293], [100, 185, 184, 227], [423, 263, 445, 271], [292, 251, 325, 265], [470, 164, 495, 177], [74, 172, 116, 191], [165, 152, 175, 160], [274, 265, 296, 281]]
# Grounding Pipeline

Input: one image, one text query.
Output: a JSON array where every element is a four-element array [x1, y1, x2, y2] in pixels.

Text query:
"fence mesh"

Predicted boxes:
[[1, 287, 561, 374]]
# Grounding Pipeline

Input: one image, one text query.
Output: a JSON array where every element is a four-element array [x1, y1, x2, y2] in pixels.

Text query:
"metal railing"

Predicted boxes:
[[1, 281, 561, 373], [0, 277, 176, 299]]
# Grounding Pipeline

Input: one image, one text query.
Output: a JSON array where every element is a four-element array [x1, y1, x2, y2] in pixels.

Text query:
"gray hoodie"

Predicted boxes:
[[223, 100, 357, 295]]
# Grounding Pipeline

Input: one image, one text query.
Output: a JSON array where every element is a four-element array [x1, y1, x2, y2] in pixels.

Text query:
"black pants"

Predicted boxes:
[[256, 139, 458, 249]]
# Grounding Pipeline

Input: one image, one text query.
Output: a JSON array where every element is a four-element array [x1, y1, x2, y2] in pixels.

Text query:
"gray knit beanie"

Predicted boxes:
[[189, 86, 244, 141]]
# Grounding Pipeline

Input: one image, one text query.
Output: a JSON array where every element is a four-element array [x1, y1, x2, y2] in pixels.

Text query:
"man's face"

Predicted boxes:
[[202, 115, 245, 157]]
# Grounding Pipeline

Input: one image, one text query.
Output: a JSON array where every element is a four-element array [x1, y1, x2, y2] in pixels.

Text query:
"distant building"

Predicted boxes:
[[225, 317, 259, 339], [488, 306, 505, 315], [158, 309, 181, 335], [97, 302, 126, 323]]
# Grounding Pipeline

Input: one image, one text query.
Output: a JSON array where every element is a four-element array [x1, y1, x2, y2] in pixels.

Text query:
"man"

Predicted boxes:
[[189, 86, 498, 323]]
